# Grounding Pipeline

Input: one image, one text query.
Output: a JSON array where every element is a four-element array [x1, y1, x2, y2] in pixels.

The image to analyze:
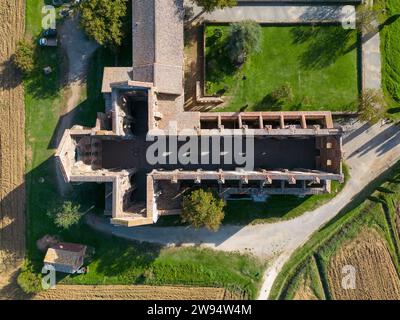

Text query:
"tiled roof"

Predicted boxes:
[[102, 67, 133, 93], [44, 242, 86, 266], [132, 0, 184, 95]]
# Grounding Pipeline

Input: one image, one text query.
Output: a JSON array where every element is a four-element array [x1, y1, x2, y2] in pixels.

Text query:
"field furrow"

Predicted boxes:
[[0, 0, 26, 276]]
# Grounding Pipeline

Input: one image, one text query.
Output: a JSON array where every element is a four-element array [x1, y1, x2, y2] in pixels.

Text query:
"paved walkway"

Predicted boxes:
[[87, 121, 400, 299], [190, 4, 354, 23], [362, 26, 382, 90]]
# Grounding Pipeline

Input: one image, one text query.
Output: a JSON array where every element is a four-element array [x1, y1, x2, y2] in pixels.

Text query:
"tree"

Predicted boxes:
[[192, 0, 237, 13], [12, 40, 34, 74], [226, 20, 262, 65], [182, 189, 225, 231], [358, 89, 386, 124], [48, 201, 83, 230], [79, 0, 128, 48]]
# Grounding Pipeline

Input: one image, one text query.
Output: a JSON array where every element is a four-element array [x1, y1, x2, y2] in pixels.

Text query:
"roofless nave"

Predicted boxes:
[[56, 0, 344, 227]]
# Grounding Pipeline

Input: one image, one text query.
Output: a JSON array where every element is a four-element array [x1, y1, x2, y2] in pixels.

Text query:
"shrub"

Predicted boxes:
[[182, 189, 225, 231], [271, 83, 294, 104], [358, 89, 386, 124], [12, 40, 35, 74], [48, 201, 83, 230], [192, 0, 237, 13], [17, 265, 42, 294], [226, 20, 262, 65]]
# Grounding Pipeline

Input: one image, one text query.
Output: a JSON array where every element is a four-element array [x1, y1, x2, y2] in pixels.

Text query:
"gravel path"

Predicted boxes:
[[55, 14, 98, 194], [362, 26, 382, 90], [189, 3, 354, 23], [87, 121, 400, 299]]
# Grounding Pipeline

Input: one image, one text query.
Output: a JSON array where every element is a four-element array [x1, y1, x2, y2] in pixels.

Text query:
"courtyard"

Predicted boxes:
[[204, 25, 359, 112]]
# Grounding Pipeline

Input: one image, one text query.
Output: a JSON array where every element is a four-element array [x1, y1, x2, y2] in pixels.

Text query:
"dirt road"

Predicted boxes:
[[55, 13, 98, 195], [0, 0, 26, 289]]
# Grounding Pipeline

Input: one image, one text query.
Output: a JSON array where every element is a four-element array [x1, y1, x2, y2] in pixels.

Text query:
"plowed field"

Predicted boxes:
[[32, 285, 231, 300], [328, 228, 400, 300], [0, 0, 26, 278]]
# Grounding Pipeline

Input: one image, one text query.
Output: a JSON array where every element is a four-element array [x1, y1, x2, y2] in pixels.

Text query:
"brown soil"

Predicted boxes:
[[328, 228, 400, 300], [0, 0, 26, 283], [32, 285, 229, 300]]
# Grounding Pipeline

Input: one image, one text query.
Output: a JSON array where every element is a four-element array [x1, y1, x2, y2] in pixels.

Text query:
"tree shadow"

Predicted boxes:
[[388, 107, 400, 115], [253, 93, 284, 112], [376, 186, 395, 194], [381, 14, 400, 28], [0, 270, 31, 300], [291, 26, 357, 70], [205, 31, 236, 87], [0, 58, 22, 90]]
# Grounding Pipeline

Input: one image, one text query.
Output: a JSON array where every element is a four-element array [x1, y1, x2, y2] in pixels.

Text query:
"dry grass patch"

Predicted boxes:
[[293, 272, 319, 301]]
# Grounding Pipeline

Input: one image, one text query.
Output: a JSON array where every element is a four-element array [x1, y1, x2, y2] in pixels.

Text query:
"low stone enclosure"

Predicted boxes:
[[56, 0, 345, 227], [188, 1, 379, 111]]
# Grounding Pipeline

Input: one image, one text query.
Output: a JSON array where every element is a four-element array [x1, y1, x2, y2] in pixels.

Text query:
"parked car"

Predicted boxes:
[[42, 28, 57, 38], [39, 38, 58, 47], [52, 0, 63, 6]]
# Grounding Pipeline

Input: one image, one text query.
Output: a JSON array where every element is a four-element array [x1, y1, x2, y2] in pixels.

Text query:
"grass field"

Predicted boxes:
[[269, 161, 400, 300], [22, 1, 265, 299], [205, 25, 359, 112], [379, 0, 400, 118]]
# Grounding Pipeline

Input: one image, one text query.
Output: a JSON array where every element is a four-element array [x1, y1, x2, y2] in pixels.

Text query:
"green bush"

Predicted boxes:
[[358, 89, 386, 124], [17, 265, 42, 294], [12, 40, 35, 74], [271, 83, 294, 104]]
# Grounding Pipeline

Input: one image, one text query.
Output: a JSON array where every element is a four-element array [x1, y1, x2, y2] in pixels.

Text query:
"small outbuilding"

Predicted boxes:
[[44, 242, 87, 274]]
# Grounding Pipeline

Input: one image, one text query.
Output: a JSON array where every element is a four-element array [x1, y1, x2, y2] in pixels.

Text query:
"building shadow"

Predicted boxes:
[[348, 124, 400, 158], [343, 122, 371, 144]]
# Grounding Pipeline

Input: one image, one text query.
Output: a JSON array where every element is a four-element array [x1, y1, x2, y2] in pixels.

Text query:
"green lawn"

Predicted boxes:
[[379, 0, 400, 118], [205, 25, 359, 112], [22, 0, 265, 299], [269, 161, 400, 300]]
